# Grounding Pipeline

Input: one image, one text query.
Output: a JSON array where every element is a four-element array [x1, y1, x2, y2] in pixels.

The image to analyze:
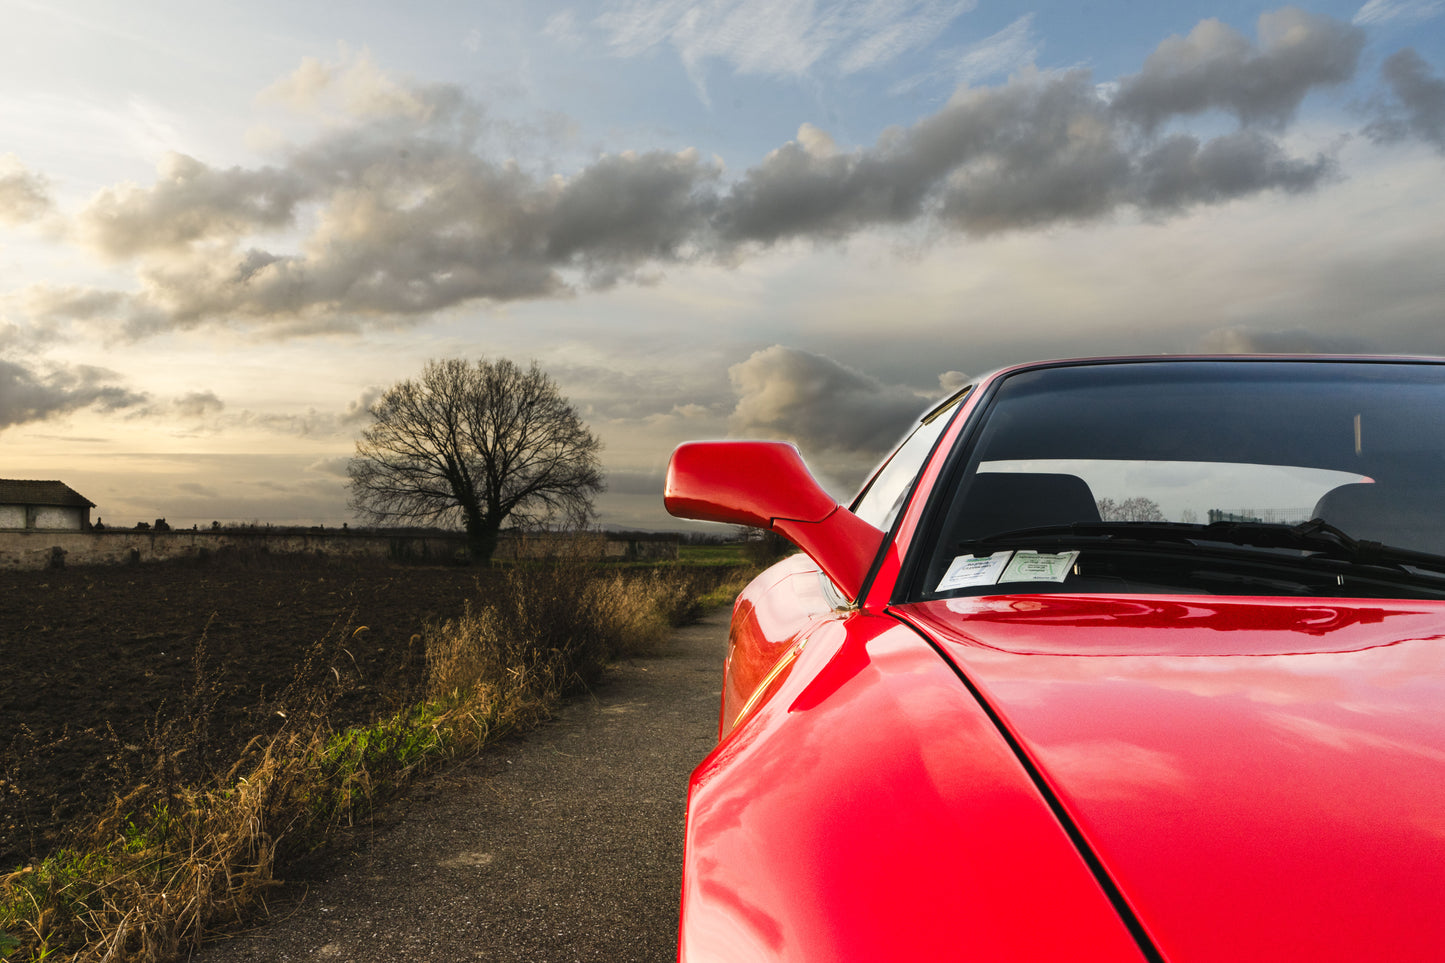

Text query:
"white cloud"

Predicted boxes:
[[259, 46, 431, 121], [893, 13, 1039, 93], [1354, 0, 1444, 25], [837, 0, 979, 74], [542, 9, 586, 51], [951, 13, 1039, 85], [595, 0, 975, 99], [0, 154, 53, 226], [1195, 326, 1372, 354]]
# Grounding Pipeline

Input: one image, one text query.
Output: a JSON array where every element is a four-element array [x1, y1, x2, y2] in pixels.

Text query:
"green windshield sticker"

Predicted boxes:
[[1000, 550, 1079, 583]]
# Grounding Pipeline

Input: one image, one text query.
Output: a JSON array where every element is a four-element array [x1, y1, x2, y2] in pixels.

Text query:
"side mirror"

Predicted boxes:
[[664, 440, 885, 601]]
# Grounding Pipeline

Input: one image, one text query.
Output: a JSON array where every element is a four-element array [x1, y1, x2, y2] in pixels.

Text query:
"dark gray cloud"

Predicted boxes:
[[173, 390, 225, 418], [728, 345, 930, 455], [544, 149, 720, 281], [605, 469, 667, 497], [1366, 48, 1445, 152], [342, 386, 384, 424], [0, 358, 149, 429], [80, 153, 307, 258], [306, 456, 352, 479], [1111, 8, 1364, 131], [0, 156, 52, 226], [70, 109, 722, 334], [22, 285, 129, 324], [551, 361, 731, 421], [718, 63, 1341, 242], [1134, 129, 1333, 211], [25, 15, 1373, 338]]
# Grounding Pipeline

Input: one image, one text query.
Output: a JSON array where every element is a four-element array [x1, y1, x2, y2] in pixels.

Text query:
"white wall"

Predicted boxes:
[[31, 506, 83, 530], [0, 505, 24, 529]]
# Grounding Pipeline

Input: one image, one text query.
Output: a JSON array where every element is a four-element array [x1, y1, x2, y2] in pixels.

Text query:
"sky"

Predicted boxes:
[[2, 0, 1445, 531]]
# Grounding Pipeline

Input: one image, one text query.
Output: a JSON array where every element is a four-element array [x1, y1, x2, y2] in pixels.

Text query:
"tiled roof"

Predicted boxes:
[[0, 479, 96, 508]]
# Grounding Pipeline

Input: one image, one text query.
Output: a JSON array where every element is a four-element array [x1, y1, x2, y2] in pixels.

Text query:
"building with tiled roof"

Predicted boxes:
[[0, 480, 97, 530]]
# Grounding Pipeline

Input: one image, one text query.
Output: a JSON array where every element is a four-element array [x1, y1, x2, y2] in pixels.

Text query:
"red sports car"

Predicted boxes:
[[664, 356, 1445, 963]]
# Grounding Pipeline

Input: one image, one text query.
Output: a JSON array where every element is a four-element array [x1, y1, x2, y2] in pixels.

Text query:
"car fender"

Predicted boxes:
[[678, 612, 1146, 963], [720, 554, 836, 737]]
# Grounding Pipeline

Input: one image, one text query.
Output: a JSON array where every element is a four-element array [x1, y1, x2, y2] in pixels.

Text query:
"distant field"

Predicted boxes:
[[0, 552, 752, 870], [677, 544, 748, 565]]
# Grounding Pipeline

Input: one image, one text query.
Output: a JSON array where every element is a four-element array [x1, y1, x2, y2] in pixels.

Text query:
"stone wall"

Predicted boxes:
[[0, 529, 469, 571]]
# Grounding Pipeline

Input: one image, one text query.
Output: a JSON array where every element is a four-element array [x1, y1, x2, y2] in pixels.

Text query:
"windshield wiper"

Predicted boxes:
[[957, 518, 1445, 576]]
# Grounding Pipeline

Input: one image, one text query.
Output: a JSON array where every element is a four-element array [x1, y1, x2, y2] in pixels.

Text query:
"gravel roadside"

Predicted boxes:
[[192, 608, 729, 963]]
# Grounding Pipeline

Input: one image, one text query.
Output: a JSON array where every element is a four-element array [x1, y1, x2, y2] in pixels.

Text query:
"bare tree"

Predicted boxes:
[[1096, 496, 1167, 522], [348, 358, 604, 560]]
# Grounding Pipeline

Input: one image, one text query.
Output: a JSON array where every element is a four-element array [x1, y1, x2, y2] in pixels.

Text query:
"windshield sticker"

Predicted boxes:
[[937, 551, 1015, 591], [1000, 550, 1080, 584]]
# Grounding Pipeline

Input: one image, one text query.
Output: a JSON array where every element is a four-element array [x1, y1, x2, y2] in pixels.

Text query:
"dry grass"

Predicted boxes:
[[0, 560, 752, 962]]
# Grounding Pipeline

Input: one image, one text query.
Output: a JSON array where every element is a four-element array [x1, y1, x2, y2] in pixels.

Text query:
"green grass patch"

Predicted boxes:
[[676, 544, 749, 565]]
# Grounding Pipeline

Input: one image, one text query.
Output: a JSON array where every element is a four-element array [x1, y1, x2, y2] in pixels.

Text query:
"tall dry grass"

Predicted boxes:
[[0, 561, 752, 963]]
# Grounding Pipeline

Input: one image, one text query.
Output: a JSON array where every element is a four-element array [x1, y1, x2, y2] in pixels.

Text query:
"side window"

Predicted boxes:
[[851, 390, 968, 530]]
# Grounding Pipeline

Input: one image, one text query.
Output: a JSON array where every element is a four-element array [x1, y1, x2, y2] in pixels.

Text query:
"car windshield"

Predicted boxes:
[[915, 360, 1445, 600]]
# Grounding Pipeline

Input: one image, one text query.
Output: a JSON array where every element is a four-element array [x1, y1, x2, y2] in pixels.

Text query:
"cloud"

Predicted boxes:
[[22, 285, 130, 324], [605, 468, 667, 496], [552, 360, 732, 421], [342, 386, 384, 424], [1133, 129, 1333, 211], [306, 456, 352, 479], [1365, 48, 1445, 152], [717, 65, 1338, 242], [727, 345, 930, 455], [259, 47, 431, 121], [173, 390, 225, 418], [938, 370, 970, 392], [595, 0, 976, 96], [1195, 325, 1375, 353], [0, 154, 53, 226], [123, 386, 377, 437], [542, 10, 586, 51], [0, 358, 149, 430], [950, 13, 1038, 85], [78, 152, 307, 258], [1354, 0, 1443, 25], [1111, 8, 1365, 130], [892, 13, 1039, 93], [837, 0, 979, 74], [543, 147, 721, 281], [7, 14, 1378, 340], [63, 84, 721, 335]]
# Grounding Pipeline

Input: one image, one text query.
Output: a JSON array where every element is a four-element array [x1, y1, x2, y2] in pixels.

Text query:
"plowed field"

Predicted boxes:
[[0, 556, 495, 868]]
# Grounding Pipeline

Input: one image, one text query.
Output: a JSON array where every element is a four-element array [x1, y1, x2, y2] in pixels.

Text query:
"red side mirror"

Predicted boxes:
[[665, 441, 885, 602]]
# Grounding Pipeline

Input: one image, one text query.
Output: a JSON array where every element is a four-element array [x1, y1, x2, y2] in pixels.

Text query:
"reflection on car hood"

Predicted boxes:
[[893, 593, 1445, 963]]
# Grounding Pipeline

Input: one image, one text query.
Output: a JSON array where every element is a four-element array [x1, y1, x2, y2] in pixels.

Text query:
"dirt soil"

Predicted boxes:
[[0, 555, 496, 868]]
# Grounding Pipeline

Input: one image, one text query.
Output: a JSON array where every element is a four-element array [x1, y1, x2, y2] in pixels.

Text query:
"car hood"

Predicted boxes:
[[893, 593, 1445, 963]]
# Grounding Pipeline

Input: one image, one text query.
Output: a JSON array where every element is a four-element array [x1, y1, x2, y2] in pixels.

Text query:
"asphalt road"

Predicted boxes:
[[193, 609, 728, 963]]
